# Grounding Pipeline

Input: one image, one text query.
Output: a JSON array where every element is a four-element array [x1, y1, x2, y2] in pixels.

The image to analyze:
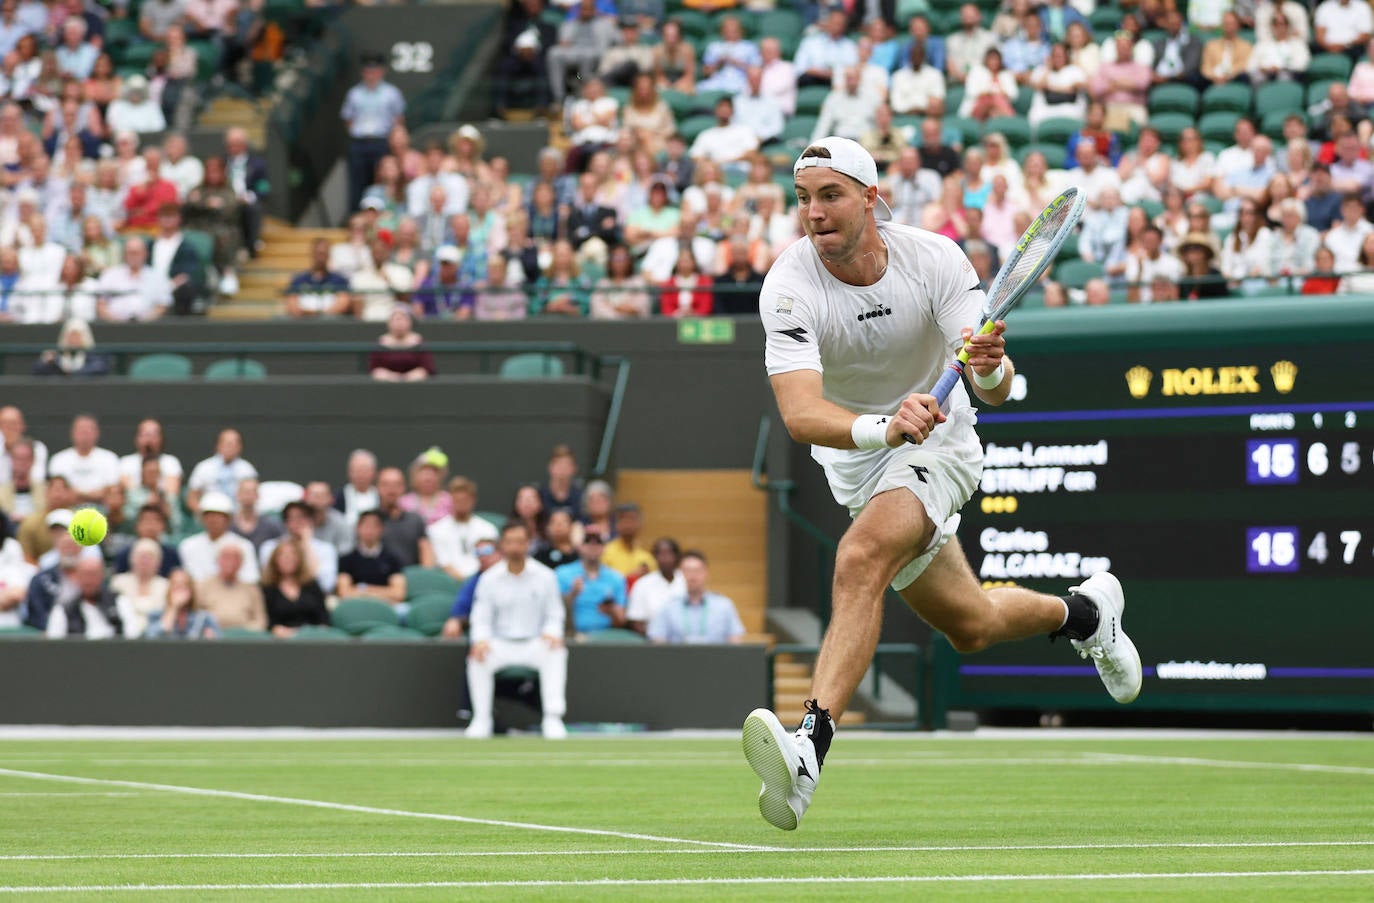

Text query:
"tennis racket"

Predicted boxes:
[[902, 187, 1086, 444]]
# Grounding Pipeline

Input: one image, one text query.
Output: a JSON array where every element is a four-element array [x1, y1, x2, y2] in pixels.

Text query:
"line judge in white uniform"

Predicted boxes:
[[742, 137, 1140, 832], [464, 520, 569, 740]]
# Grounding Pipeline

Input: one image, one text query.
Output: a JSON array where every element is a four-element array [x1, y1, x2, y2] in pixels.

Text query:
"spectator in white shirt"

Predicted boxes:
[[464, 521, 568, 739], [1315, 0, 1373, 58], [117, 418, 183, 496], [160, 133, 204, 199], [814, 66, 882, 143], [732, 67, 784, 145], [96, 237, 171, 321], [18, 214, 65, 284], [186, 428, 257, 515], [625, 537, 685, 634], [0, 405, 48, 485], [836, 36, 890, 101], [1323, 193, 1374, 272], [1125, 224, 1184, 302], [405, 141, 468, 219], [688, 96, 759, 164], [177, 491, 261, 583], [890, 41, 946, 117], [337, 448, 380, 527], [758, 36, 796, 116], [428, 476, 500, 583], [105, 74, 167, 135], [48, 414, 121, 506], [793, 10, 858, 88], [946, 2, 999, 83]]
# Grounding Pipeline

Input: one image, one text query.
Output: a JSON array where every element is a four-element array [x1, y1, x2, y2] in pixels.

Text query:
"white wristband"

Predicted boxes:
[[971, 362, 1006, 390], [851, 414, 892, 450]]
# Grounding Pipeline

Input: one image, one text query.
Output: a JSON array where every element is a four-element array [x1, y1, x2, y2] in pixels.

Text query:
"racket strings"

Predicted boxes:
[[986, 198, 1079, 314]]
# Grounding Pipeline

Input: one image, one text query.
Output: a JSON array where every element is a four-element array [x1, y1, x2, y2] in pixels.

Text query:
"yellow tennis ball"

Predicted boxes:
[[69, 509, 107, 546]]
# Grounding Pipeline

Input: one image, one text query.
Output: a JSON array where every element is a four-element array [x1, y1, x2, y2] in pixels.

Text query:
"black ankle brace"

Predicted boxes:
[[797, 699, 835, 767], [1049, 593, 1100, 643]]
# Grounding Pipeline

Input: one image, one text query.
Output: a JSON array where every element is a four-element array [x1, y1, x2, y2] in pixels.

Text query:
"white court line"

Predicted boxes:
[[2, 869, 1372, 893], [2, 840, 1372, 862], [0, 793, 142, 798], [1086, 753, 1374, 777], [0, 756, 1108, 769], [0, 767, 777, 853]]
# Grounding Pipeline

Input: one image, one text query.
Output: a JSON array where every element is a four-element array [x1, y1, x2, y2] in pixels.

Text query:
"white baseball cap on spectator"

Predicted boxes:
[[359, 196, 387, 211], [198, 492, 233, 516], [793, 136, 892, 222], [46, 509, 74, 529], [514, 29, 540, 52], [435, 245, 462, 265]]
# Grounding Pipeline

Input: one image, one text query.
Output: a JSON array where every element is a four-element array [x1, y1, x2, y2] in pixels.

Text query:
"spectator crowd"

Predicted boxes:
[[0, 406, 747, 653], [296, 0, 1374, 320]]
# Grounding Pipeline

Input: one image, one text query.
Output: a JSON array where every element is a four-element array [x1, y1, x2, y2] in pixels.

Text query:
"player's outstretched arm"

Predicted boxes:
[[771, 370, 944, 449]]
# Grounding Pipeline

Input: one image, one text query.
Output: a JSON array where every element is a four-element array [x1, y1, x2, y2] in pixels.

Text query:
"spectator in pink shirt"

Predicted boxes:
[[400, 450, 453, 526], [980, 175, 1019, 259], [1090, 31, 1153, 133]]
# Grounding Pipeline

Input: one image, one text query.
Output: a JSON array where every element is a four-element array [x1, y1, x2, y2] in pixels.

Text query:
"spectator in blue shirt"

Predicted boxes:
[[555, 531, 627, 634], [412, 245, 474, 319], [285, 238, 352, 318], [341, 53, 407, 214], [901, 15, 946, 75], [647, 550, 746, 645], [441, 537, 501, 637]]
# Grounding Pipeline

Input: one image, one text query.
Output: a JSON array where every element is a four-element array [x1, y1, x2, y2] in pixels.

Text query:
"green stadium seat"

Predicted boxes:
[[1012, 86, 1033, 116], [1139, 199, 1165, 220], [1193, 194, 1224, 215], [691, 89, 731, 116], [943, 115, 982, 148], [104, 17, 138, 47], [1088, 5, 1121, 32], [1056, 231, 1080, 261], [0, 625, 42, 638], [128, 353, 192, 380], [773, 115, 818, 152], [658, 89, 696, 119], [499, 352, 565, 377], [944, 85, 965, 118], [1018, 142, 1068, 169], [476, 511, 506, 529], [1054, 259, 1104, 289], [1146, 112, 1195, 146], [1260, 110, 1302, 141], [331, 597, 400, 636], [361, 624, 428, 642], [1307, 80, 1338, 109], [289, 625, 352, 641], [1149, 83, 1200, 116], [582, 628, 648, 644], [1200, 82, 1251, 115], [1199, 110, 1241, 145], [673, 10, 713, 39], [1254, 81, 1303, 116], [795, 85, 831, 116], [204, 358, 268, 380], [982, 115, 1031, 148], [1308, 53, 1354, 83], [675, 114, 716, 143], [406, 593, 457, 637], [218, 627, 272, 640], [189, 40, 221, 81], [1034, 116, 1080, 147], [754, 9, 803, 45], [403, 565, 462, 599]]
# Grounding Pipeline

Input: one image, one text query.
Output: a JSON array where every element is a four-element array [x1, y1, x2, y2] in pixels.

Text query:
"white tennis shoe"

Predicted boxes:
[[742, 708, 819, 831], [1068, 571, 1142, 703]]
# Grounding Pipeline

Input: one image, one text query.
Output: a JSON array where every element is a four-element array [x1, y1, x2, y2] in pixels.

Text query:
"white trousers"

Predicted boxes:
[[467, 637, 568, 723]]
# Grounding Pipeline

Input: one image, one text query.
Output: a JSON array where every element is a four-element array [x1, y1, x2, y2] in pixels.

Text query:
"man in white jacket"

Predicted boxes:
[[465, 520, 568, 739]]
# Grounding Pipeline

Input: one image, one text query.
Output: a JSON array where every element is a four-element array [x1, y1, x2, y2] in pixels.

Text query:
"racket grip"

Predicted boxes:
[[903, 364, 963, 444]]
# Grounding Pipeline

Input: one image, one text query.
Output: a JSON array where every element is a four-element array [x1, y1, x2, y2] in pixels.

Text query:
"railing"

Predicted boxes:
[[751, 414, 838, 628], [768, 643, 926, 731]]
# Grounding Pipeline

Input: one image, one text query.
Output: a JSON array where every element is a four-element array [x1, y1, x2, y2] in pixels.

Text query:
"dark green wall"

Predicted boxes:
[[0, 638, 768, 729]]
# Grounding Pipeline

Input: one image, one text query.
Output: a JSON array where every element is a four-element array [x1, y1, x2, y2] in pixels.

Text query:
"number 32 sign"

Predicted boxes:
[[391, 42, 433, 73]]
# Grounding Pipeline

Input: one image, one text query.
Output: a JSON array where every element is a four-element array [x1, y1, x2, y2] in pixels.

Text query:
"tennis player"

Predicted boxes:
[[744, 137, 1141, 831]]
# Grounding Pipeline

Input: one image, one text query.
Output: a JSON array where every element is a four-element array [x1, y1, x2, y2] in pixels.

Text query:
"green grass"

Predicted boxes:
[[0, 734, 1371, 901]]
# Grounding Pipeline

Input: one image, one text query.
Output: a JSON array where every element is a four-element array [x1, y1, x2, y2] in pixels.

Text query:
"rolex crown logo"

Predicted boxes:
[[1270, 360, 1297, 394], [1125, 365, 1152, 399]]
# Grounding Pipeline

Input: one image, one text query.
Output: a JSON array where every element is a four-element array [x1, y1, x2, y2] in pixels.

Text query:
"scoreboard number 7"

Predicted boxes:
[[1305, 530, 1364, 565]]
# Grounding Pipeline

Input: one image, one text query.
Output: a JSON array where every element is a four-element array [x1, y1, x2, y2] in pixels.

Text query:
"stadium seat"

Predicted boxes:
[[1146, 112, 1194, 146], [218, 627, 272, 640], [944, 115, 982, 148], [1018, 142, 1068, 169], [0, 625, 42, 638], [361, 624, 428, 641], [476, 510, 506, 528], [1254, 82, 1303, 116], [943, 85, 965, 118], [1056, 231, 1080, 261], [658, 89, 696, 120], [582, 628, 647, 644], [128, 353, 193, 380], [1013, 86, 1033, 116], [204, 358, 268, 380], [1139, 199, 1165, 220], [289, 625, 352, 641], [1149, 83, 1200, 116], [673, 10, 713, 39], [755, 8, 803, 45], [1308, 53, 1354, 83], [1307, 80, 1338, 109], [1088, 5, 1121, 32], [795, 85, 831, 116], [982, 116, 1031, 148], [1194, 194, 1224, 215], [499, 352, 565, 377], [1199, 111, 1241, 145], [1054, 259, 1104, 289], [1200, 82, 1251, 115], [405, 593, 456, 637], [403, 566, 462, 599], [1033, 116, 1079, 147], [675, 114, 715, 144], [332, 597, 400, 636]]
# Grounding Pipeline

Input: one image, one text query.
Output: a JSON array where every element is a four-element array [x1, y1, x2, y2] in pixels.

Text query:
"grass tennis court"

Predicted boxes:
[[1, 732, 1371, 900]]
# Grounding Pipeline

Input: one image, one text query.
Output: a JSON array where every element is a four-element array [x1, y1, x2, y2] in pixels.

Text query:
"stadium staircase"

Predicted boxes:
[[209, 219, 344, 320]]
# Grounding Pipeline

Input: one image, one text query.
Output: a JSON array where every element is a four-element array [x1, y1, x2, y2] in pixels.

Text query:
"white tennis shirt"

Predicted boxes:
[[760, 222, 987, 508]]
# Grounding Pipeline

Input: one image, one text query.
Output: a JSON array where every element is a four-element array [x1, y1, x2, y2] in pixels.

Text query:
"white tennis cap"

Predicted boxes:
[[793, 136, 892, 222]]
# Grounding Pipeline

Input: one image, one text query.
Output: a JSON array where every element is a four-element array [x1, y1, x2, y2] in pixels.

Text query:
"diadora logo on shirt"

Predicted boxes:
[[856, 305, 893, 323]]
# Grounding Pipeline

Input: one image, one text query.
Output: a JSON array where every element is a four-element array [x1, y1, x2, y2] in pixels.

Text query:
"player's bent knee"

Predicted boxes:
[[834, 535, 905, 590], [943, 620, 993, 654]]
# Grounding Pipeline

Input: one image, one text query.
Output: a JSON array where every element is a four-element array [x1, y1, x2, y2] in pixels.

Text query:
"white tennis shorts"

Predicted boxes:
[[847, 440, 983, 592]]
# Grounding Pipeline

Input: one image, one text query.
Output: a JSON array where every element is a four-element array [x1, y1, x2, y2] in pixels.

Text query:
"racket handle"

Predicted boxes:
[[903, 364, 964, 444]]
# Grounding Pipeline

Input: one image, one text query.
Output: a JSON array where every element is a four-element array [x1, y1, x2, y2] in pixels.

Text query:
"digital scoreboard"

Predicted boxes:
[[947, 341, 1374, 715]]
